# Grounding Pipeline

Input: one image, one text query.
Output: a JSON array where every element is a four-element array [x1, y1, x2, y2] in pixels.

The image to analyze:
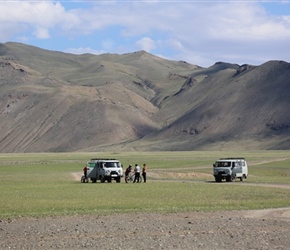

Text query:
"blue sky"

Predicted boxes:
[[0, 0, 289, 67]]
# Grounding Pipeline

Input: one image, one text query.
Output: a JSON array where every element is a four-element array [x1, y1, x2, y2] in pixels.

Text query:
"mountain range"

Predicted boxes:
[[1, 42, 290, 153]]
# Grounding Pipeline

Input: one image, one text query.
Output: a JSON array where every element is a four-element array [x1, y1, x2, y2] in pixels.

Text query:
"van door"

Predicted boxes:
[[94, 162, 99, 180], [87, 162, 97, 178], [233, 161, 242, 177], [241, 161, 248, 177]]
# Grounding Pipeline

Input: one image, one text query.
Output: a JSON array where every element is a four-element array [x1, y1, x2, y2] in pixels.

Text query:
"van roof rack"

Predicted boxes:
[[90, 158, 117, 161], [220, 157, 245, 160]]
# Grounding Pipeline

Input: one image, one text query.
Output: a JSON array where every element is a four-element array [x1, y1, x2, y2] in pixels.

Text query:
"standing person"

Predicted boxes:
[[83, 165, 88, 182], [142, 163, 147, 183], [125, 165, 132, 183], [133, 164, 140, 183]]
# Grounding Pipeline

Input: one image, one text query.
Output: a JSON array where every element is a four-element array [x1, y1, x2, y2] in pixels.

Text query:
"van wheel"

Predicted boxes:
[[226, 176, 233, 182], [101, 176, 105, 183], [81, 176, 86, 183], [239, 176, 243, 181], [116, 177, 121, 183], [215, 176, 222, 182]]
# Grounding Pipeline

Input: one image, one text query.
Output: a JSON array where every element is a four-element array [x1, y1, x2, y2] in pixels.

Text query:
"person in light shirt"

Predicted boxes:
[[133, 164, 140, 183]]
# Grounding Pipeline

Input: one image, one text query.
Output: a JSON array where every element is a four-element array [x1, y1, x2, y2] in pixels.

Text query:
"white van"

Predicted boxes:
[[213, 158, 248, 182], [82, 158, 123, 183]]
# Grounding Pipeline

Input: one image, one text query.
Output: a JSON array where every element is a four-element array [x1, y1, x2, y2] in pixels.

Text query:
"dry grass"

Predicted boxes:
[[0, 151, 290, 219]]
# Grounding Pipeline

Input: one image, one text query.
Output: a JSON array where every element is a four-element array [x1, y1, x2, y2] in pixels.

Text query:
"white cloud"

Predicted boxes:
[[65, 47, 105, 55], [34, 27, 50, 39], [205, 3, 290, 41], [160, 38, 184, 51], [0, 1, 66, 39], [135, 37, 156, 52], [0, 1, 289, 66]]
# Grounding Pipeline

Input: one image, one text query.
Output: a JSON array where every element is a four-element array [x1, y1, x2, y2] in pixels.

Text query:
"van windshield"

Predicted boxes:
[[216, 162, 231, 167], [103, 162, 121, 168]]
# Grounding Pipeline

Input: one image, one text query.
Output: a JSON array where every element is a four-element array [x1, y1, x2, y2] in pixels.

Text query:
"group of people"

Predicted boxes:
[[83, 163, 147, 183], [125, 163, 147, 183]]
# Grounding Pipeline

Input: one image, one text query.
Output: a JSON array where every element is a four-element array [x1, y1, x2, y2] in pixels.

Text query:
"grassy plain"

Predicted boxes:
[[0, 151, 289, 219]]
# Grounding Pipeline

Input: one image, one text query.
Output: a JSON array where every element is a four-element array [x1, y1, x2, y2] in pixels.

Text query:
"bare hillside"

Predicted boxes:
[[0, 42, 290, 152], [144, 61, 290, 151]]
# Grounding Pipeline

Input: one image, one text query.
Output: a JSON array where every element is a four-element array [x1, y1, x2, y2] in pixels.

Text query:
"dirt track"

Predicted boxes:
[[1, 207, 290, 250]]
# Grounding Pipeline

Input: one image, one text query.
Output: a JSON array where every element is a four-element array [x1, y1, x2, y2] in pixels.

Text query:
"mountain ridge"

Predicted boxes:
[[0, 42, 290, 152]]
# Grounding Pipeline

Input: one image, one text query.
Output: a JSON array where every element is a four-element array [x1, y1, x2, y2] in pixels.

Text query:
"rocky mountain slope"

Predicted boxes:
[[0, 42, 290, 152]]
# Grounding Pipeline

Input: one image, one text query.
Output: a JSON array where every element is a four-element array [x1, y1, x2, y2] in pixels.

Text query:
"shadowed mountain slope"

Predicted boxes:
[[0, 42, 290, 152]]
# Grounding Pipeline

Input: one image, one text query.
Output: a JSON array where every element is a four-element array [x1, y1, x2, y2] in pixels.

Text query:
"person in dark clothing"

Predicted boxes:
[[125, 165, 132, 178], [142, 163, 147, 183], [83, 165, 88, 179]]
